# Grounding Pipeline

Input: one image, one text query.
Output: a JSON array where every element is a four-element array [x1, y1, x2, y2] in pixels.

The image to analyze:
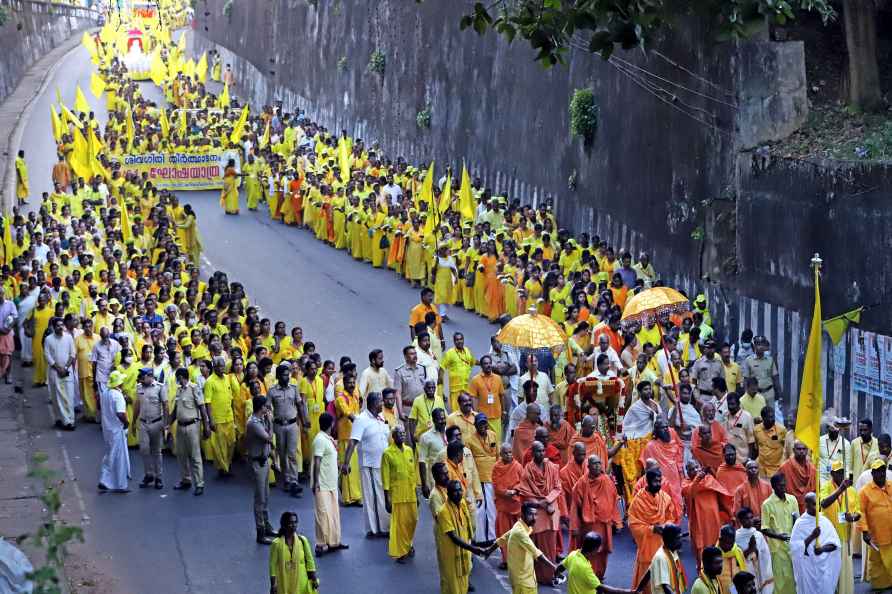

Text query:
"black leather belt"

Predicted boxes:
[[142, 416, 163, 424], [275, 417, 297, 426], [178, 418, 198, 426]]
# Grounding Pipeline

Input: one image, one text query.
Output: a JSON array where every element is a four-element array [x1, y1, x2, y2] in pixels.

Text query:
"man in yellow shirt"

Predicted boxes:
[[739, 377, 767, 422], [820, 460, 860, 594], [74, 318, 99, 422], [441, 332, 475, 411], [555, 531, 639, 594], [720, 343, 741, 393], [204, 356, 236, 475], [436, 480, 489, 594], [754, 405, 786, 478], [648, 523, 686, 594], [381, 426, 419, 563], [859, 459, 892, 590], [495, 502, 558, 593]]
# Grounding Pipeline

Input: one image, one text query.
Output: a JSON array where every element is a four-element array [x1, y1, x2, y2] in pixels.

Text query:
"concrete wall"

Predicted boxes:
[[0, 0, 99, 105]]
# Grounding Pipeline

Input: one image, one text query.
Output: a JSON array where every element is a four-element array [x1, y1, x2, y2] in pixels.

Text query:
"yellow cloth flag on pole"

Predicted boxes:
[[90, 72, 106, 99], [150, 48, 166, 86], [184, 58, 195, 79], [458, 163, 476, 222], [70, 126, 92, 179], [795, 259, 824, 463], [337, 138, 351, 183], [417, 161, 434, 210], [229, 105, 249, 145], [74, 84, 90, 114], [50, 105, 62, 142], [125, 107, 135, 150], [2, 215, 13, 266], [159, 108, 170, 139], [60, 103, 83, 129], [437, 174, 452, 215], [178, 109, 187, 138], [259, 119, 271, 149], [822, 307, 863, 346], [218, 82, 230, 108], [196, 52, 208, 83], [55, 87, 63, 106], [82, 32, 98, 63], [120, 201, 133, 244]]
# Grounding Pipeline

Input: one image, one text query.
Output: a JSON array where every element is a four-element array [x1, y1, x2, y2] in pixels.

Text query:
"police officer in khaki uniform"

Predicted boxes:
[[168, 367, 210, 495], [741, 335, 781, 406], [135, 368, 168, 489], [394, 345, 427, 426], [268, 363, 308, 497], [245, 394, 275, 544]]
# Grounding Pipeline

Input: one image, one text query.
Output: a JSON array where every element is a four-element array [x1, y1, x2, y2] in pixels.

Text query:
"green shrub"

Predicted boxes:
[[569, 88, 598, 144], [416, 106, 432, 129], [368, 49, 385, 75]]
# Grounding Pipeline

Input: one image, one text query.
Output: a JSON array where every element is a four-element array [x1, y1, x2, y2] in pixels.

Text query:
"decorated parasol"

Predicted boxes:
[[620, 287, 691, 426], [497, 306, 568, 362]]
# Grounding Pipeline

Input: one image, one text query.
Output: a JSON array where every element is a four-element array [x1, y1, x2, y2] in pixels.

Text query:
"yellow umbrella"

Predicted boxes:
[[620, 286, 690, 327], [496, 307, 567, 350]]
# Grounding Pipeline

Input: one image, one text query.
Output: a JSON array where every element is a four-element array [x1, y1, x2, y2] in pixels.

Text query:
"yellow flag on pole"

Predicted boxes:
[[822, 307, 863, 346], [90, 72, 106, 99], [196, 52, 208, 83], [50, 105, 62, 142], [61, 102, 83, 129], [2, 215, 13, 266], [74, 84, 90, 114], [70, 126, 92, 179], [794, 260, 824, 463], [55, 87, 63, 106], [125, 108, 135, 151], [259, 119, 271, 149], [218, 82, 230, 109], [458, 163, 475, 222], [178, 110, 187, 138], [337, 138, 351, 183], [437, 174, 452, 215], [150, 48, 166, 86], [120, 201, 133, 244], [229, 105, 249, 145], [417, 161, 434, 210]]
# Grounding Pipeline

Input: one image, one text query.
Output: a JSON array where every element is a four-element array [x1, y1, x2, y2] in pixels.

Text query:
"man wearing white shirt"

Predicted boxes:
[[358, 349, 394, 406], [588, 333, 622, 370], [518, 355, 553, 410], [382, 176, 403, 204], [44, 318, 77, 429], [342, 392, 391, 537]]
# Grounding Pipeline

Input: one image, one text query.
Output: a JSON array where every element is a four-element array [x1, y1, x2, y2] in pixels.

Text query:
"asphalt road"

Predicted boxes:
[[19, 37, 869, 594]]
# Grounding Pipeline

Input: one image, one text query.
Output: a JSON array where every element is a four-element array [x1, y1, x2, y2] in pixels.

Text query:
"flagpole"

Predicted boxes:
[[811, 253, 822, 532]]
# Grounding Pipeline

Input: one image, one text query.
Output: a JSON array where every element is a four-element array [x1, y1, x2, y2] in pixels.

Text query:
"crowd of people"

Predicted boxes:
[[5, 7, 892, 594]]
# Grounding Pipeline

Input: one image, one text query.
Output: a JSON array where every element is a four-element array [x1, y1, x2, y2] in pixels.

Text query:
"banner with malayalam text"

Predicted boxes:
[[112, 149, 241, 191]]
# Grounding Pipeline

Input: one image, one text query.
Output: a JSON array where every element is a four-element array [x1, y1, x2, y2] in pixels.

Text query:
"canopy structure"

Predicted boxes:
[[620, 286, 690, 329]]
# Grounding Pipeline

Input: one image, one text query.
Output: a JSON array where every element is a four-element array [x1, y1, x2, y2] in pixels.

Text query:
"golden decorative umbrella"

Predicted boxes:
[[496, 307, 567, 350], [620, 287, 690, 328]]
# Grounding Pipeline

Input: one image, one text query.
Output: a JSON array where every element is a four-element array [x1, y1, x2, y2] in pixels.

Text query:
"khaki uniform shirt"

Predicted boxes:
[[268, 384, 300, 423], [137, 382, 165, 422], [174, 382, 204, 424]]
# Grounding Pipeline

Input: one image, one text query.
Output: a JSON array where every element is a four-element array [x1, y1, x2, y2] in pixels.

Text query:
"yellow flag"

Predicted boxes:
[[795, 264, 823, 463], [338, 138, 351, 183], [50, 105, 62, 142], [178, 110, 187, 138], [70, 126, 92, 179], [196, 52, 208, 83], [82, 32, 97, 62], [120, 201, 133, 244], [183, 58, 195, 79], [2, 215, 13, 266], [218, 82, 230, 108], [822, 307, 863, 346], [458, 163, 475, 221], [159, 108, 170, 139], [437, 174, 452, 215], [126, 107, 135, 150], [90, 72, 106, 99], [229, 105, 249, 145], [150, 48, 166, 86], [417, 161, 434, 210], [177, 31, 186, 54], [259, 119, 271, 149], [74, 84, 90, 114], [61, 102, 83, 130], [55, 87, 62, 106]]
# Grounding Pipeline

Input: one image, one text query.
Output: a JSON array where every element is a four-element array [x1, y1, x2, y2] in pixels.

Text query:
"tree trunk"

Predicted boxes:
[[842, 0, 883, 112]]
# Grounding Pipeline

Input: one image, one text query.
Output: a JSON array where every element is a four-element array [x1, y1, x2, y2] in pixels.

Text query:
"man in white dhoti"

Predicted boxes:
[[341, 392, 391, 537], [790, 492, 841, 594], [735, 506, 774, 594], [98, 370, 131, 493], [43, 318, 76, 429]]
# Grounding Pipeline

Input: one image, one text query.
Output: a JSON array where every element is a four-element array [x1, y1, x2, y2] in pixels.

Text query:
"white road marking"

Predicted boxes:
[[48, 403, 91, 526]]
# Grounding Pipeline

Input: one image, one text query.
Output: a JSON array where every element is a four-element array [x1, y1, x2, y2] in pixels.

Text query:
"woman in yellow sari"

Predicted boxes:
[[479, 243, 501, 321], [332, 189, 348, 249], [220, 159, 240, 215], [243, 156, 262, 211], [404, 218, 426, 286], [369, 203, 388, 268], [176, 204, 202, 266]]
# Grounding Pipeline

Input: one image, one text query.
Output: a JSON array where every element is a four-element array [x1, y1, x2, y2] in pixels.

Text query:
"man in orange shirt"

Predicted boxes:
[[408, 287, 441, 343], [491, 443, 522, 568], [466, 355, 506, 441], [779, 440, 817, 512], [733, 459, 771, 524], [570, 454, 622, 578], [683, 460, 733, 568], [859, 459, 892, 591], [628, 467, 677, 588]]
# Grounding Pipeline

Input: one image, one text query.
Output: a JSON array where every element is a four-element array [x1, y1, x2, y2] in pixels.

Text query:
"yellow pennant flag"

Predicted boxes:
[[2, 215, 13, 266], [159, 108, 170, 139], [794, 261, 824, 463], [437, 174, 452, 215], [90, 72, 106, 99], [70, 126, 92, 179], [150, 48, 166, 86], [337, 138, 351, 183], [822, 306, 863, 346], [82, 32, 97, 62], [74, 84, 91, 114], [50, 105, 62, 142], [120, 201, 133, 244], [229, 105, 249, 145], [61, 102, 83, 130], [55, 87, 63, 106], [259, 119, 271, 149], [196, 52, 208, 83], [126, 107, 135, 150], [458, 163, 476, 221], [218, 82, 230, 108], [178, 110, 187, 138], [183, 58, 196, 79], [417, 161, 434, 210]]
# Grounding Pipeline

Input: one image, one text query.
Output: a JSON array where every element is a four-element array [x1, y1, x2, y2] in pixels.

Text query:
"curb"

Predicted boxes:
[[1, 26, 99, 214]]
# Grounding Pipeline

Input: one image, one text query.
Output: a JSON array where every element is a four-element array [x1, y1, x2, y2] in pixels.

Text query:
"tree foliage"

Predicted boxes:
[[423, 0, 834, 65]]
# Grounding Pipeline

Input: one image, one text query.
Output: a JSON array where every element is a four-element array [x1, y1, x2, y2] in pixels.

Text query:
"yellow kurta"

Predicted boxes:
[[205, 373, 236, 472], [29, 305, 53, 384], [436, 499, 474, 594], [381, 443, 419, 558], [269, 535, 316, 594], [335, 391, 362, 504], [221, 167, 239, 214]]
